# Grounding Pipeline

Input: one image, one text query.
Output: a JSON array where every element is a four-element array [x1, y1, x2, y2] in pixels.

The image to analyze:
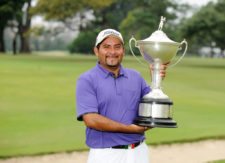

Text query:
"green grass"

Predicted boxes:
[[209, 160, 225, 163], [0, 53, 225, 158]]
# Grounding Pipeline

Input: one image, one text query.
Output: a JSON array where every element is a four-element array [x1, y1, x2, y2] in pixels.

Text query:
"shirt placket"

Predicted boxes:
[[114, 77, 122, 95]]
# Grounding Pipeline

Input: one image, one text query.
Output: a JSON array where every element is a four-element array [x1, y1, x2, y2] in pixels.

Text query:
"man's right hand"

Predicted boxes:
[[128, 124, 152, 134]]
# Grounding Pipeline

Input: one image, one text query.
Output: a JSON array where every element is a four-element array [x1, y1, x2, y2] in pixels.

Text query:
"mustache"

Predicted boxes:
[[107, 64, 118, 67]]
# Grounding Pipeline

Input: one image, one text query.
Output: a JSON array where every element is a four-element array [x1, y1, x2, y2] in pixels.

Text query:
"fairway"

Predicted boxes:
[[0, 54, 225, 158]]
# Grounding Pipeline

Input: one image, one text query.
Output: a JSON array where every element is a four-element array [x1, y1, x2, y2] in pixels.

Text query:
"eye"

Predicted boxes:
[[102, 45, 110, 49], [115, 44, 122, 49]]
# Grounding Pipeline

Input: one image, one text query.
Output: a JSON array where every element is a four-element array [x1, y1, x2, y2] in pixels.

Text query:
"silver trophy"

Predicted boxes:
[[129, 16, 188, 128]]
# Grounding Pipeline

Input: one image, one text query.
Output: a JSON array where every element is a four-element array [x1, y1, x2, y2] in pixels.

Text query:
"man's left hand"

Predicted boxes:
[[160, 62, 169, 79], [150, 62, 170, 79]]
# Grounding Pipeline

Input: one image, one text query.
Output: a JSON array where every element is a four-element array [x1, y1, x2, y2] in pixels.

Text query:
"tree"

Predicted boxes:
[[31, 0, 115, 31], [0, 0, 32, 54], [32, 0, 188, 54], [91, 0, 137, 30], [119, 0, 178, 52], [78, 0, 137, 51], [29, 25, 72, 51], [68, 0, 139, 53], [18, 0, 32, 53], [68, 30, 97, 54], [69, 0, 182, 54], [181, 0, 225, 57], [0, 0, 15, 52], [212, 0, 225, 57]]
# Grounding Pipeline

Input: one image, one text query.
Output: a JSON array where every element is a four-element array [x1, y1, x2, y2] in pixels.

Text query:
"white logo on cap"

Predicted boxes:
[[103, 30, 120, 36]]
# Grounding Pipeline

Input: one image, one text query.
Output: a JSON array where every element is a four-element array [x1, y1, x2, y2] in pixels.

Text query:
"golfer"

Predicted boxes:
[[76, 29, 168, 163]]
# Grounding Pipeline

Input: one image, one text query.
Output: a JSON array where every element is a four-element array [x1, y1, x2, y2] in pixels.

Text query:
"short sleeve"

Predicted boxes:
[[76, 76, 98, 121]]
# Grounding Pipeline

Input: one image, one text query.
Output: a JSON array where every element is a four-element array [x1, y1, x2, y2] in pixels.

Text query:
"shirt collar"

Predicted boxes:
[[96, 62, 128, 78]]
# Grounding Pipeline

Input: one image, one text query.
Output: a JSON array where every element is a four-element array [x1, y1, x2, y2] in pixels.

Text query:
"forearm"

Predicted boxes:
[[83, 113, 147, 134]]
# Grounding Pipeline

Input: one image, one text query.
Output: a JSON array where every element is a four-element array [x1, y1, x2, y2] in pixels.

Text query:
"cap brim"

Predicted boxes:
[[95, 34, 124, 47]]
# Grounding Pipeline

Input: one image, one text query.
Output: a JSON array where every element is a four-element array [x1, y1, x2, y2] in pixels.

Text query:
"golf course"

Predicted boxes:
[[0, 53, 225, 160]]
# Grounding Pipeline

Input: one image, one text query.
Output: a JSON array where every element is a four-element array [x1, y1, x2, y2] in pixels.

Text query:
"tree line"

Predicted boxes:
[[0, 0, 225, 57], [0, 0, 31, 54]]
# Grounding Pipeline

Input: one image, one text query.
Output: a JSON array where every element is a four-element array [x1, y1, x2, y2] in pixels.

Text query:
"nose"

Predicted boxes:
[[107, 47, 117, 56]]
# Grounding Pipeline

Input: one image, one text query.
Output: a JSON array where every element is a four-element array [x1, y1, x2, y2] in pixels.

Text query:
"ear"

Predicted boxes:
[[93, 47, 99, 57]]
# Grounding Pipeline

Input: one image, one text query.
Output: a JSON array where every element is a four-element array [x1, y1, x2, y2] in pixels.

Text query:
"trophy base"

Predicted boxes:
[[134, 116, 177, 128]]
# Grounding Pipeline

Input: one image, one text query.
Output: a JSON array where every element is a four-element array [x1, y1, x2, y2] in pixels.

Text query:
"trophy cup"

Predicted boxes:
[[129, 16, 188, 128]]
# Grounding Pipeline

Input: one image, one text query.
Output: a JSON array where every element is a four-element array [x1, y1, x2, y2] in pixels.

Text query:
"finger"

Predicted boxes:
[[164, 62, 170, 65], [144, 126, 151, 131], [150, 64, 154, 70], [160, 64, 168, 70], [160, 70, 166, 75], [160, 69, 166, 73]]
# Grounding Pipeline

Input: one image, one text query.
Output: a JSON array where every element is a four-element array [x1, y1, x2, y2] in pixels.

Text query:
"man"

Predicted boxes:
[[76, 29, 168, 163]]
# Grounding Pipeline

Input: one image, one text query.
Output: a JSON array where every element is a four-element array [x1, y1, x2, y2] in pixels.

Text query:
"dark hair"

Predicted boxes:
[[96, 38, 107, 49], [96, 43, 101, 49]]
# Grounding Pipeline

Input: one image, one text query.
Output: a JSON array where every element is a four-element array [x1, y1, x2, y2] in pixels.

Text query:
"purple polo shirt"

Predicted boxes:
[[76, 63, 150, 148]]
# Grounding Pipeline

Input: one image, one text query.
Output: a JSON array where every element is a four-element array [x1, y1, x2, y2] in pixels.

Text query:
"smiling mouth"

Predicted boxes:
[[107, 56, 117, 60], [106, 56, 119, 60], [106, 56, 120, 66], [107, 55, 118, 58]]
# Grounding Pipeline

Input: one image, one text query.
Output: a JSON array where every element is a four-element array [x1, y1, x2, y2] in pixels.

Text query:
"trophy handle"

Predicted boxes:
[[169, 39, 188, 68], [129, 36, 146, 66]]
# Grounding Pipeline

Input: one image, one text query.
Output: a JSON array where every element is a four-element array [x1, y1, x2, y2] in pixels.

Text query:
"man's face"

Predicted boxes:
[[94, 36, 124, 69]]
